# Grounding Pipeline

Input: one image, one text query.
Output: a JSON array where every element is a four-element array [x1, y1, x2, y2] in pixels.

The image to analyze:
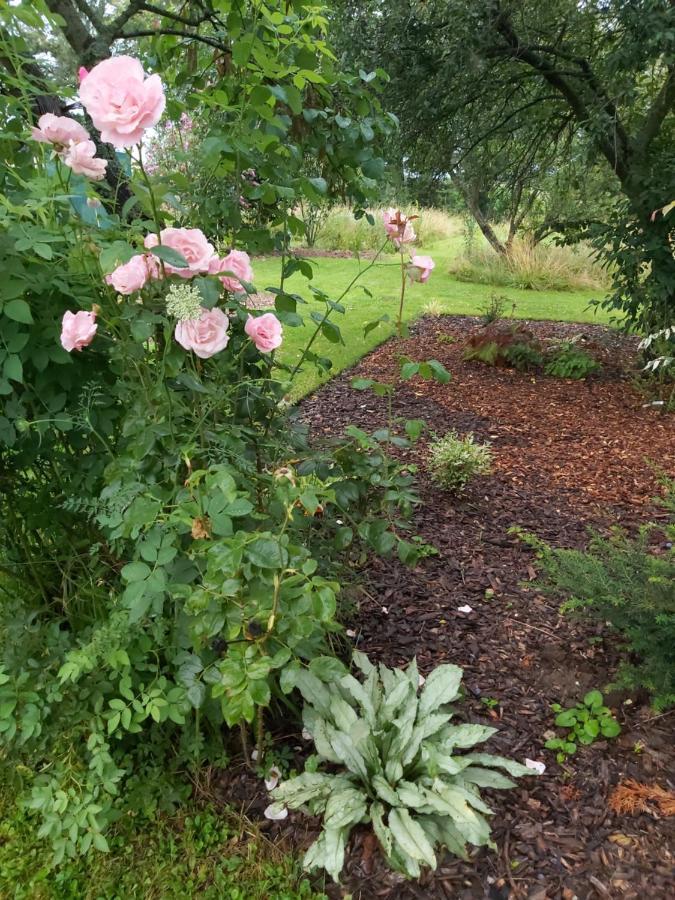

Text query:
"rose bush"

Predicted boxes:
[[0, 37, 428, 863]]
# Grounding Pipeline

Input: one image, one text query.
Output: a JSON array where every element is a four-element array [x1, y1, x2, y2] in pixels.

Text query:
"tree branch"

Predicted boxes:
[[138, 3, 209, 29], [43, 0, 93, 58], [489, 1, 630, 184], [119, 28, 228, 52], [634, 65, 675, 154], [72, 0, 104, 33]]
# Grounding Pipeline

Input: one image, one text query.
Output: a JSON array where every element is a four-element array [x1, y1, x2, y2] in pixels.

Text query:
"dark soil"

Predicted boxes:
[[222, 316, 675, 899]]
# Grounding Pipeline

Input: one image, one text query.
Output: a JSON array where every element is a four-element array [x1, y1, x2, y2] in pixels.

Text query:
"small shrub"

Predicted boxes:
[[463, 323, 542, 369], [525, 513, 675, 710], [504, 342, 544, 372], [272, 652, 533, 882], [427, 431, 493, 492], [422, 298, 445, 317], [545, 341, 600, 379], [479, 292, 511, 325]]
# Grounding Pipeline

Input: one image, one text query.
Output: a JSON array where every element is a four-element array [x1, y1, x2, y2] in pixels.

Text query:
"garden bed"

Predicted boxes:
[[290, 316, 673, 899]]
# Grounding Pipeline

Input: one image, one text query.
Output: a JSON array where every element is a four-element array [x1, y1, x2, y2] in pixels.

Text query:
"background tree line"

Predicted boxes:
[[331, 0, 675, 332]]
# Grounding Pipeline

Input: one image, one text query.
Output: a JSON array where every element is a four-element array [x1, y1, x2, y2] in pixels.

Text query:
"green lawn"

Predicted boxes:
[[253, 239, 611, 397]]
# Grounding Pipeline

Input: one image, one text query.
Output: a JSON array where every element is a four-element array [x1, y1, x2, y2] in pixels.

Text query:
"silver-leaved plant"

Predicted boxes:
[[270, 651, 534, 882]]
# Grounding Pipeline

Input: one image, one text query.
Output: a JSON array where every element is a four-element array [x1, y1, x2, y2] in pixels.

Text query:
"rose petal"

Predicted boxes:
[[457, 604, 473, 614], [264, 766, 282, 791], [525, 758, 546, 775], [263, 803, 288, 821]]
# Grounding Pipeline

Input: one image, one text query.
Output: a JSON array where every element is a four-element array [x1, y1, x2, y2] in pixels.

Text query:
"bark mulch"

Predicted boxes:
[[220, 316, 675, 899]]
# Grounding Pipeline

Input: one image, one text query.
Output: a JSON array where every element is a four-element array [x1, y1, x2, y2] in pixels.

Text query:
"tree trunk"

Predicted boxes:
[[453, 176, 508, 255]]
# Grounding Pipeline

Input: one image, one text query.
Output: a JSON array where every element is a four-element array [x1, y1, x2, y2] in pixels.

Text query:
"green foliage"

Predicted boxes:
[[427, 431, 493, 493], [463, 323, 542, 371], [545, 342, 601, 379], [0, 785, 324, 900], [504, 342, 544, 372], [272, 652, 532, 882], [525, 515, 675, 710], [545, 691, 621, 763], [334, 0, 675, 332]]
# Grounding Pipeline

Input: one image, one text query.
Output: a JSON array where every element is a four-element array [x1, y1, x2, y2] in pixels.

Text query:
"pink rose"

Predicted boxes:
[[79, 55, 165, 148], [31, 113, 89, 150], [105, 254, 151, 294], [175, 307, 229, 359], [382, 207, 401, 238], [78, 66, 89, 83], [382, 208, 416, 246], [208, 249, 254, 293], [145, 228, 215, 278], [245, 313, 283, 353], [60, 310, 97, 352], [408, 255, 435, 283], [63, 140, 108, 180]]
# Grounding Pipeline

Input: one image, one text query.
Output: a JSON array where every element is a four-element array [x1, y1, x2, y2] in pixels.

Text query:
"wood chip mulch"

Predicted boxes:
[[218, 316, 675, 900]]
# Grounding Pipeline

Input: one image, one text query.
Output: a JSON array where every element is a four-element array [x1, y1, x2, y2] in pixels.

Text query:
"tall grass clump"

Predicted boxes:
[[451, 235, 608, 292], [310, 205, 460, 252]]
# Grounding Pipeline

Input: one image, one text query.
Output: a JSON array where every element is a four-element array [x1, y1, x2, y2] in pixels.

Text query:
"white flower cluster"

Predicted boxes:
[[165, 282, 203, 321]]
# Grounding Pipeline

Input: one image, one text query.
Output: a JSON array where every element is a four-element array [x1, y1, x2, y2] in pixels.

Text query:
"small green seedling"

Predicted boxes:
[[481, 697, 499, 709], [545, 690, 621, 763]]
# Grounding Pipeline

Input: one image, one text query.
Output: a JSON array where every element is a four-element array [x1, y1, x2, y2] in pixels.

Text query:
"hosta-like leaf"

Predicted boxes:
[[384, 757, 404, 784], [405, 657, 420, 692], [292, 670, 332, 718], [378, 662, 397, 697], [324, 827, 348, 883], [323, 788, 368, 830], [303, 707, 341, 764], [353, 649, 376, 677], [382, 678, 414, 720], [329, 728, 369, 780], [389, 807, 437, 869], [417, 665, 463, 717], [421, 744, 474, 777], [330, 695, 358, 732], [350, 721, 382, 774], [423, 782, 492, 847], [401, 713, 450, 767], [389, 844, 421, 879], [272, 771, 344, 808], [395, 780, 429, 809], [372, 774, 399, 806], [440, 782, 493, 816], [418, 814, 469, 860], [339, 674, 376, 724], [435, 723, 497, 750], [370, 801, 393, 858], [303, 833, 328, 874], [463, 753, 531, 777], [459, 766, 516, 790]]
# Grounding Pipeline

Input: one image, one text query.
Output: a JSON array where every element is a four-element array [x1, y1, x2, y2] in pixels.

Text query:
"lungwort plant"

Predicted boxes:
[[271, 652, 533, 881]]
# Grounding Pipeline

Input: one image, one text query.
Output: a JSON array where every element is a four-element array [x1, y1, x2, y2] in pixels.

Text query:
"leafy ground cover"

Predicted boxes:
[[0, 787, 325, 900], [253, 242, 611, 397]]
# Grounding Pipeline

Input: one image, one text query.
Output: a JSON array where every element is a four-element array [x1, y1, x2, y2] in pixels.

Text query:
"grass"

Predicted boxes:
[[0, 787, 326, 900], [254, 238, 612, 398], [451, 235, 609, 293], [311, 204, 461, 252]]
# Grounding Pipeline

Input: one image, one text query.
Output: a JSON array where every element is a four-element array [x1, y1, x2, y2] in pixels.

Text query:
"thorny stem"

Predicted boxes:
[[240, 721, 251, 767], [397, 245, 407, 337]]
